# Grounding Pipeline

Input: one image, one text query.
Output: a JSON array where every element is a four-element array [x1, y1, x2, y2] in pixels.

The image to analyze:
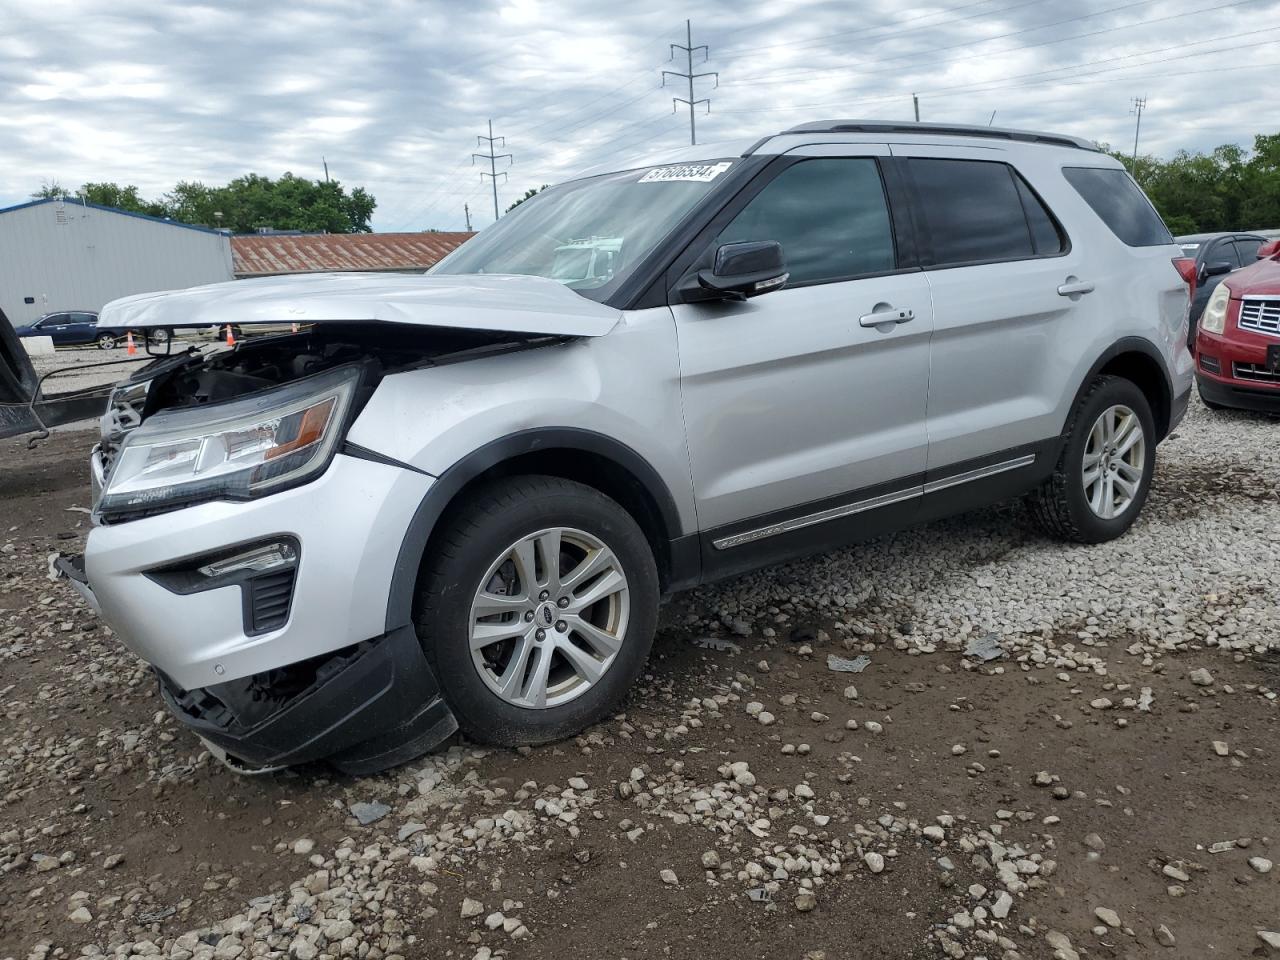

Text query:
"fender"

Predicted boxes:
[[383, 427, 693, 632], [1066, 336, 1175, 439]]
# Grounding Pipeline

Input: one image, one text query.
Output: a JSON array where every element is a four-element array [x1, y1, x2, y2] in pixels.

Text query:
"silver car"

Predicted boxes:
[[60, 121, 1194, 773]]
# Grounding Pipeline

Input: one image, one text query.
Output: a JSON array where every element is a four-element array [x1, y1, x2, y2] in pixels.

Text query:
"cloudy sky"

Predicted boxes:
[[2, 0, 1277, 232]]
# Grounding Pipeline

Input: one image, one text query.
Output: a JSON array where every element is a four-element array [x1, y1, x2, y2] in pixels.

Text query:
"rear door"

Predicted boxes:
[[671, 146, 934, 538], [891, 145, 1093, 474], [66, 313, 98, 344]]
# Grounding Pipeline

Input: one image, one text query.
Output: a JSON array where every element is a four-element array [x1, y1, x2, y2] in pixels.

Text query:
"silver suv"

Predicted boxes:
[[61, 121, 1194, 773]]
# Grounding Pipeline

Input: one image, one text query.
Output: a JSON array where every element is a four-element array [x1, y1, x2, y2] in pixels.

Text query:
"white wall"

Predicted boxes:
[[0, 199, 235, 327]]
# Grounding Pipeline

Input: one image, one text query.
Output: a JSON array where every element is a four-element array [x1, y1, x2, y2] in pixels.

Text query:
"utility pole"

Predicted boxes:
[[1130, 97, 1147, 173], [472, 119, 512, 221], [464, 203, 472, 231], [913, 94, 920, 122], [322, 157, 330, 183], [663, 20, 717, 146]]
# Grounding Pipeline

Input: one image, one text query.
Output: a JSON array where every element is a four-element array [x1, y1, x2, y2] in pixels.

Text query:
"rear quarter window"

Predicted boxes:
[[1062, 167, 1173, 247]]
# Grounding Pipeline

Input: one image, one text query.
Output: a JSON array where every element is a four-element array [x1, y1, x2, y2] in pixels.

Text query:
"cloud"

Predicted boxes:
[[0, 0, 1276, 230]]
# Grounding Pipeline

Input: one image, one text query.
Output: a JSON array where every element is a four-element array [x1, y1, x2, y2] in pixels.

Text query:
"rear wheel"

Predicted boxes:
[[96, 333, 117, 350], [415, 475, 659, 746], [1029, 375, 1155, 543], [149, 328, 171, 345]]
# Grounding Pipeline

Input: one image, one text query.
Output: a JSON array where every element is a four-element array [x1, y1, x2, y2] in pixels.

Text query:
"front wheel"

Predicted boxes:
[[415, 476, 659, 747], [1029, 375, 1156, 543]]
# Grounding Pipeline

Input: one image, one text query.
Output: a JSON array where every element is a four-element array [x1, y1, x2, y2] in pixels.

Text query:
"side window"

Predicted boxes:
[[1235, 238, 1263, 263], [45, 314, 69, 326], [1062, 167, 1174, 247], [907, 159, 1039, 266], [1204, 240, 1236, 268], [72, 312, 97, 325], [1013, 174, 1066, 255], [716, 158, 895, 285]]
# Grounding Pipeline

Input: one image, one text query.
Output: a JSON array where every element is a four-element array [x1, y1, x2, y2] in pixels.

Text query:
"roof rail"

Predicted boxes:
[[773, 120, 1099, 152]]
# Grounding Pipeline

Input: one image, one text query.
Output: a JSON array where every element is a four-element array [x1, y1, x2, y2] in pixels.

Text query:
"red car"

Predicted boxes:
[[1195, 238, 1280, 413]]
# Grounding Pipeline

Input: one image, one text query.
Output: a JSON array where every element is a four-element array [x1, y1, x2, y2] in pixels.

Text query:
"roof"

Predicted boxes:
[[0, 197, 225, 235], [779, 120, 1099, 151], [230, 231, 475, 276]]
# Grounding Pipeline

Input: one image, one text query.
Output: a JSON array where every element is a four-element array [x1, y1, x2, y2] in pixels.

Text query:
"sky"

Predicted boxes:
[[2, 0, 1278, 232]]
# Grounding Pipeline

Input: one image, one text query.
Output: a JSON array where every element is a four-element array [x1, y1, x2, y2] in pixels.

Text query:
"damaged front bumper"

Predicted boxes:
[[158, 625, 456, 775], [61, 450, 460, 774]]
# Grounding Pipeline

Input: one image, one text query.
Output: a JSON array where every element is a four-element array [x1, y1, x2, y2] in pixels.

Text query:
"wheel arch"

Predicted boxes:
[[1070, 337, 1174, 440], [384, 428, 699, 633]]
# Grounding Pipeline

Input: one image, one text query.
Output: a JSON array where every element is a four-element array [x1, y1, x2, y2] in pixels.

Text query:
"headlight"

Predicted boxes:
[[1201, 282, 1231, 335], [98, 365, 360, 519]]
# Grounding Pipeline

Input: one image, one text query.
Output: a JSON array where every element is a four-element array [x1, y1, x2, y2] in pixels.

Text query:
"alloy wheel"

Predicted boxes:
[[1082, 404, 1146, 519], [468, 526, 630, 709]]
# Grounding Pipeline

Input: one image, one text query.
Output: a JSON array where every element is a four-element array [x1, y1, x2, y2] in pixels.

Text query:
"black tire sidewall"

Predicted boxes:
[[418, 480, 659, 746], [1060, 379, 1156, 541]]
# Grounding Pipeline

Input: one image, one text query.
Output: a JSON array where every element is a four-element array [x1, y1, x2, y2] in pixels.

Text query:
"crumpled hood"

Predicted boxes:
[[97, 272, 623, 337]]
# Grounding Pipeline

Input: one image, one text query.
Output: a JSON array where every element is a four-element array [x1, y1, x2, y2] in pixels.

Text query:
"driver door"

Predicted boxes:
[[671, 148, 933, 550]]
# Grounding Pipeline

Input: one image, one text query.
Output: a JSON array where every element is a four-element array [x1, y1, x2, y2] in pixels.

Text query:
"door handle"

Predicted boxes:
[[859, 305, 915, 328], [1056, 278, 1095, 298]]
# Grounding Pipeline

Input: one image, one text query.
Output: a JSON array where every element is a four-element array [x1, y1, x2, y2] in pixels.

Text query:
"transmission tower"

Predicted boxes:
[[1129, 97, 1147, 172], [663, 20, 718, 146], [473, 119, 512, 221]]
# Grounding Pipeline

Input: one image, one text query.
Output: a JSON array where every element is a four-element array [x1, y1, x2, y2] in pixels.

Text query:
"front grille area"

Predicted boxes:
[[1238, 298, 1280, 337], [1233, 362, 1280, 384], [248, 569, 297, 634]]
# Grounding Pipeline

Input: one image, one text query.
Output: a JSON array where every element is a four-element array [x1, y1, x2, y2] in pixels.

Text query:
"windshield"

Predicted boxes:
[[431, 160, 736, 302]]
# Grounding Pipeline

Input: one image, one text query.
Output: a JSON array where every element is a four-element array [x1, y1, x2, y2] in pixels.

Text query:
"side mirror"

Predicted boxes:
[[688, 241, 788, 302], [1202, 260, 1234, 279], [1257, 239, 1280, 259]]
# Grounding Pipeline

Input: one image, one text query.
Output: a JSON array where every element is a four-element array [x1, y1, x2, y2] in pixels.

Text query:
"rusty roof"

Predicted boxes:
[[231, 232, 474, 277]]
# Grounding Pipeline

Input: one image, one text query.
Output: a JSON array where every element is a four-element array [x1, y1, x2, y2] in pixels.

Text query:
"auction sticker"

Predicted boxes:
[[638, 161, 733, 183]]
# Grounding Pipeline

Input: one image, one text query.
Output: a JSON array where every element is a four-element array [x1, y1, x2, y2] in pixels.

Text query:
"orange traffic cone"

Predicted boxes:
[[126, 331, 137, 356], [225, 325, 236, 347]]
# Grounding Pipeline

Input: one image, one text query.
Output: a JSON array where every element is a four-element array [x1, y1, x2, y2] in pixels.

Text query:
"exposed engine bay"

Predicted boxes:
[[132, 322, 565, 415]]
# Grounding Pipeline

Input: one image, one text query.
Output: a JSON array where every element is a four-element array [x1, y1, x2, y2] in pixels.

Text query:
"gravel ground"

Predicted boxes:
[[1, 397, 1277, 960]]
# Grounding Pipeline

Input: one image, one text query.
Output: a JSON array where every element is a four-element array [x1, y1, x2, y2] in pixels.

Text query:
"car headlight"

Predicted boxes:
[[98, 365, 361, 519], [1201, 282, 1231, 335]]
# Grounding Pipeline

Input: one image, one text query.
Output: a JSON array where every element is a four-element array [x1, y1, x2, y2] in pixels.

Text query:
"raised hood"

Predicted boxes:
[[98, 272, 623, 337]]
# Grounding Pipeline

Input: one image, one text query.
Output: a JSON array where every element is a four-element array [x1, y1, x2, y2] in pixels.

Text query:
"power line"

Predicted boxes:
[[722, 0, 1257, 87], [716, 0, 1048, 62], [472, 119, 512, 222], [663, 20, 718, 146], [712, 28, 1278, 116]]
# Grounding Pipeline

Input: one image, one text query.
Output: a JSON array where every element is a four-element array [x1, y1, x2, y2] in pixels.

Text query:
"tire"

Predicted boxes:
[[96, 333, 117, 350], [415, 475, 659, 747], [1029, 375, 1156, 544], [150, 328, 171, 345]]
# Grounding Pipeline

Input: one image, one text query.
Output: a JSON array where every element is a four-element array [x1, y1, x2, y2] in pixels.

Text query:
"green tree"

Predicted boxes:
[[30, 180, 67, 199], [506, 185, 548, 213], [78, 182, 168, 218], [163, 173, 376, 233], [1107, 132, 1280, 234]]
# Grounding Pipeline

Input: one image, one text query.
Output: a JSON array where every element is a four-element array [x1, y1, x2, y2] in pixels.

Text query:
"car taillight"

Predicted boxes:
[[1172, 257, 1197, 290]]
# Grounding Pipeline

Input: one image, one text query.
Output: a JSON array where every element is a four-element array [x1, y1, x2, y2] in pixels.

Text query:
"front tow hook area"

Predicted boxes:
[[51, 552, 102, 615]]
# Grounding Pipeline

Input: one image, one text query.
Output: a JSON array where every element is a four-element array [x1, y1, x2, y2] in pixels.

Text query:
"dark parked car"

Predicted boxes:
[[1175, 232, 1268, 343], [13, 311, 172, 350]]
